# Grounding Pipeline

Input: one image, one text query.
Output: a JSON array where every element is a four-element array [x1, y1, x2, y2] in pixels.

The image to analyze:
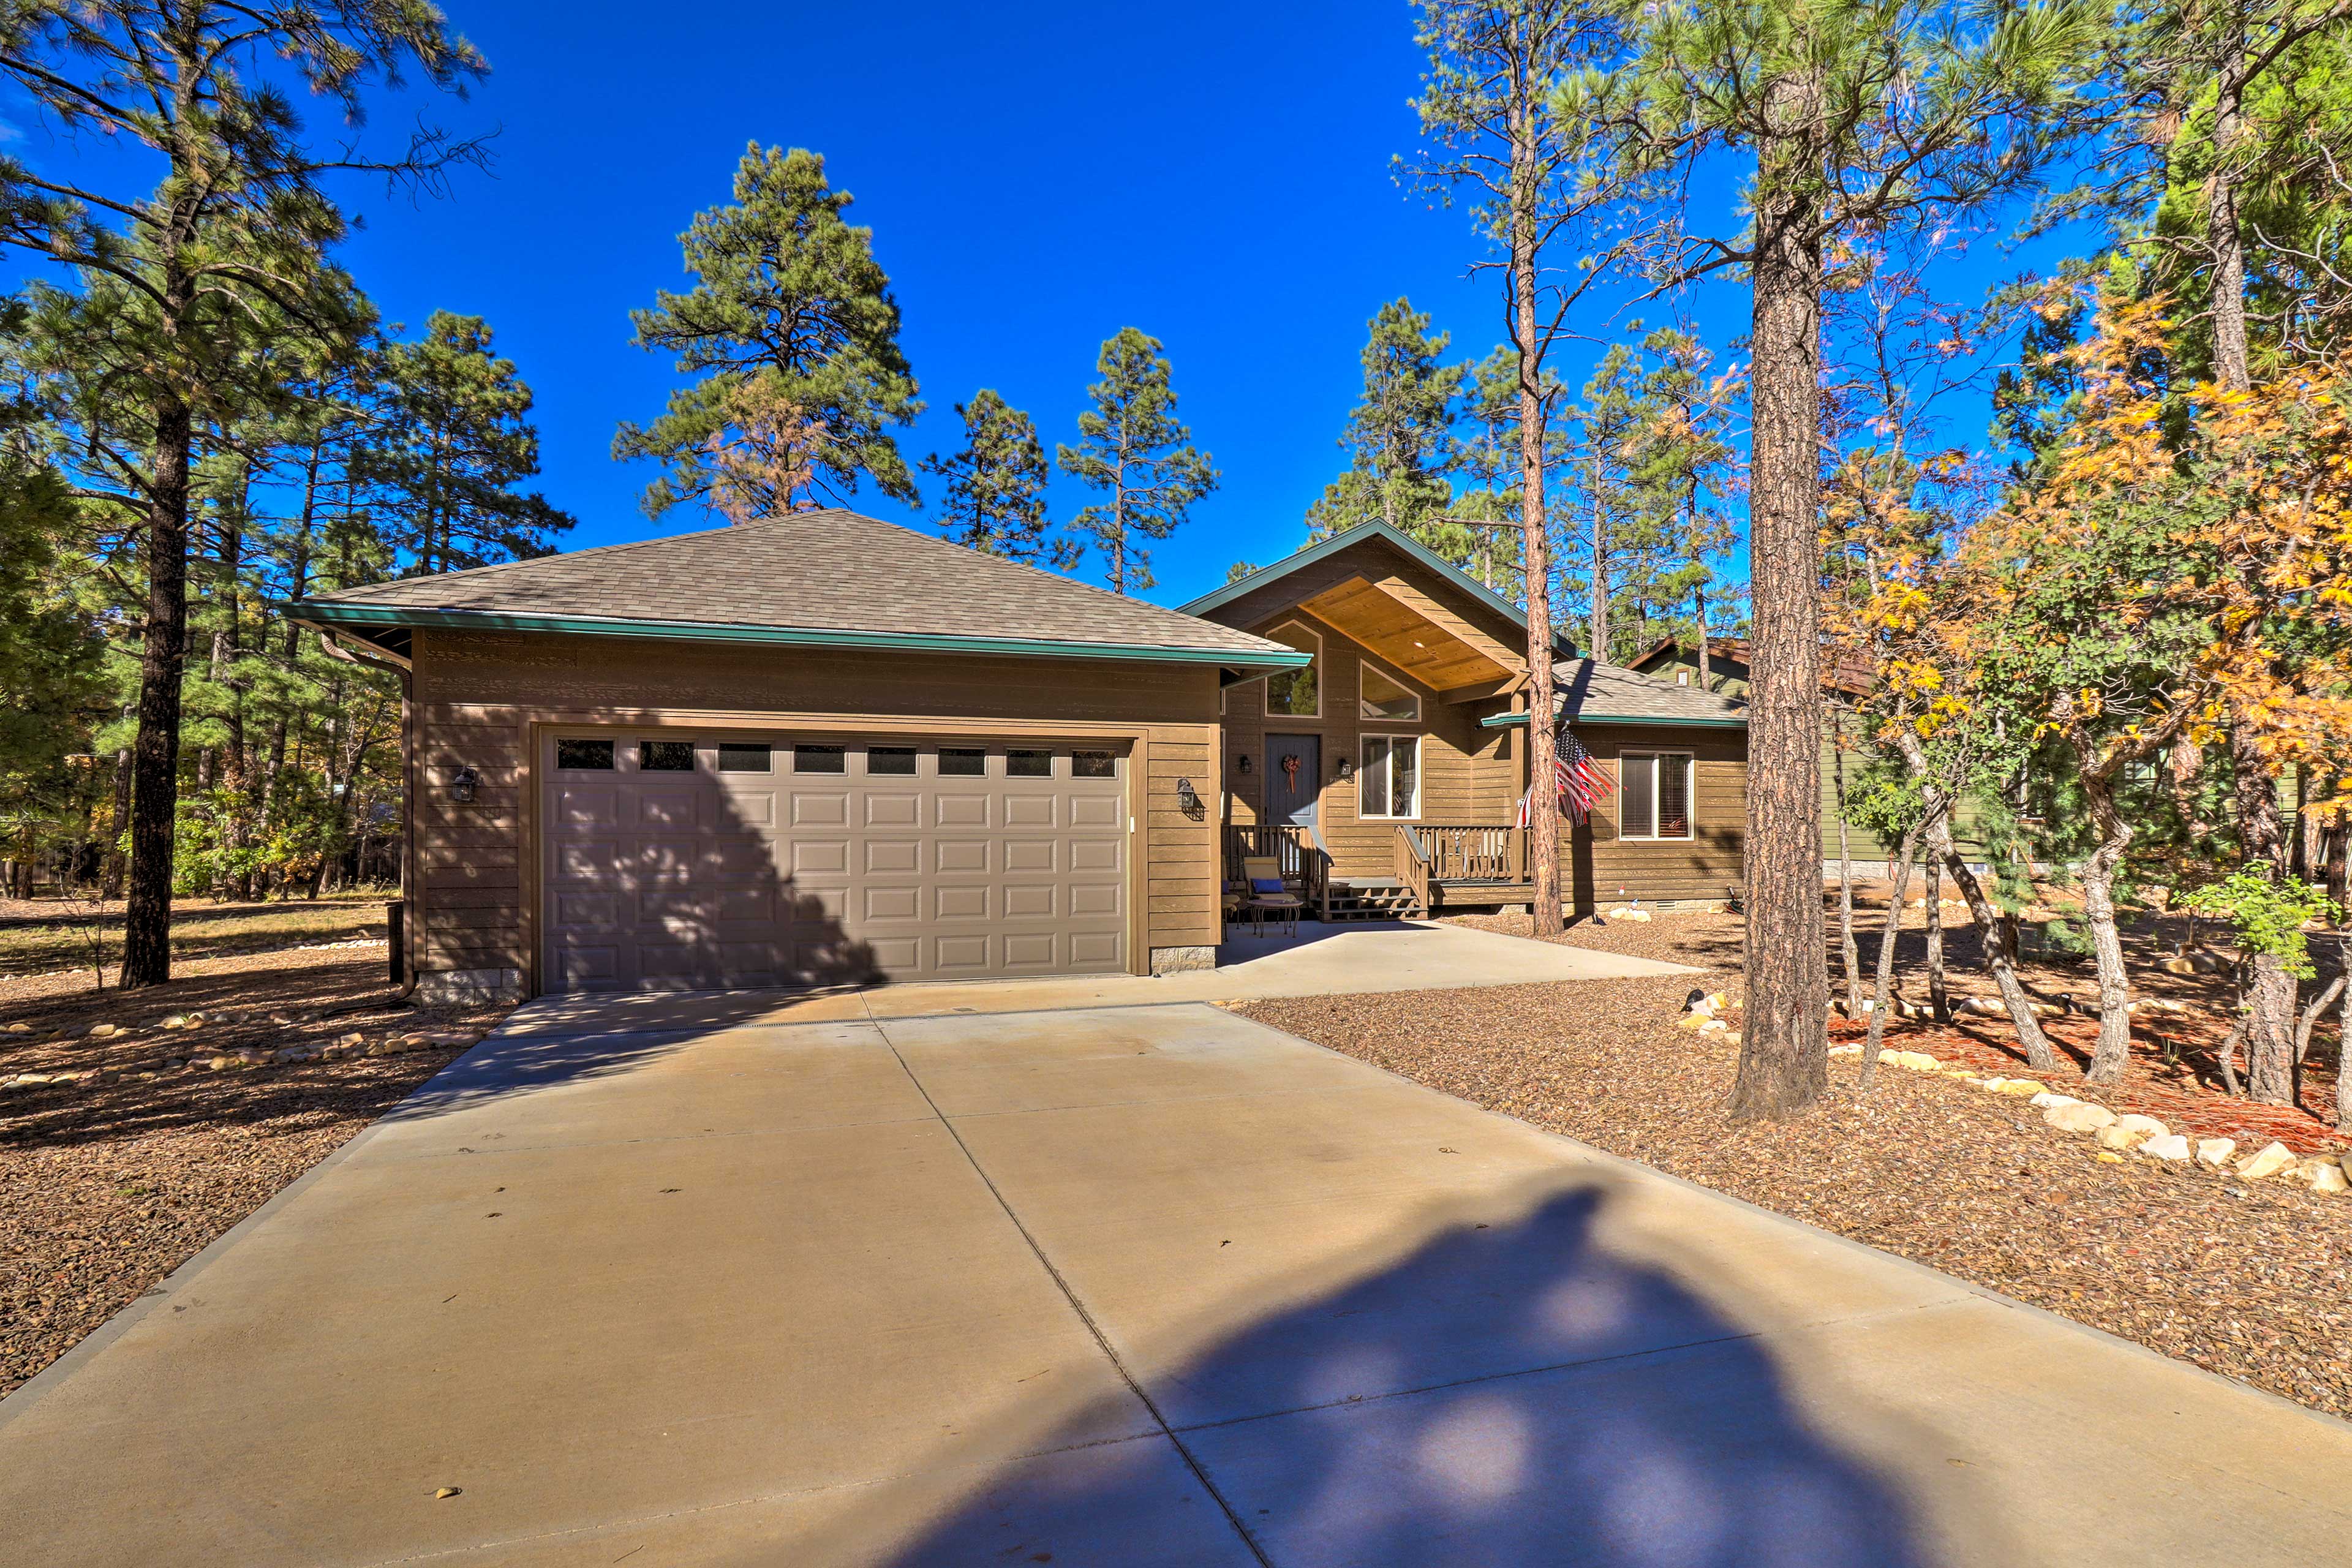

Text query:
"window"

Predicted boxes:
[[638, 741, 694, 772], [1359, 664, 1421, 722], [556, 739, 614, 771], [867, 745, 917, 775], [1007, 748, 1054, 778], [715, 742, 771, 773], [1619, 752, 1694, 840], [1264, 622, 1320, 717], [1675, 671, 1691, 686], [938, 747, 987, 777], [1073, 750, 1118, 778], [1359, 736, 1420, 820], [793, 743, 846, 774]]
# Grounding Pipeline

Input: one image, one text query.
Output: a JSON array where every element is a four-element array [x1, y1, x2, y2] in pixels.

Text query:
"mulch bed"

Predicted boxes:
[[1247, 913, 2352, 1420], [1, 949, 509, 1400]]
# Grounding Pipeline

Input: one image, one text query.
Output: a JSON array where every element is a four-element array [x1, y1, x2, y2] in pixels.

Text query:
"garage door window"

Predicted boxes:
[[867, 745, 917, 775], [1074, 750, 1117, 778], [793, 743, 846, 774], [939, 747, 987, 777], [638, 740, 695, 772], [556, 739, 614, 771], [715, 742, 771, 772], [1008, 748, 1054, 778]]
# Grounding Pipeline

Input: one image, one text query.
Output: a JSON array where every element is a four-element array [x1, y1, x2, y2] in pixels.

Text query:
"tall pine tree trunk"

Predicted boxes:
[[119, 394, 194, 989], [1728, 80, 1829, 1120], [2077, 766, 2138, 1086], [1514, 89, 1564, 941]]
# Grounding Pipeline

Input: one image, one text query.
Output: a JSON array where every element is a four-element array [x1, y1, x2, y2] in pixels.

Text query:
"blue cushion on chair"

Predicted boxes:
[[1250, 877, 1286, 895]]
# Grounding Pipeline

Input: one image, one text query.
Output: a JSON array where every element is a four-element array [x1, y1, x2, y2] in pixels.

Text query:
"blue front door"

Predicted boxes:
[[1265, 734, 1321, 831]]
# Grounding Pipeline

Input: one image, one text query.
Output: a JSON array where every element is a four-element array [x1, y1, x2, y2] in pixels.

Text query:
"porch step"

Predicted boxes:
[[1326, 882, 1424, 921]]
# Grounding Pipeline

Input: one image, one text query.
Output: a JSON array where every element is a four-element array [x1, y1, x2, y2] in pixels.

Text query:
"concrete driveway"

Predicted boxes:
[[4, 998, 2349, 1566]]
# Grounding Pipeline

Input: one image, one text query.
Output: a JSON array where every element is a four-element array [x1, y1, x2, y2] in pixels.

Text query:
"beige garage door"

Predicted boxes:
[[540, 733, 1129, 990]]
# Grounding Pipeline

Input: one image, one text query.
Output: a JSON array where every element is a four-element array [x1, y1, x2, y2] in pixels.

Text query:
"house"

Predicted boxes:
[[1626, 635, 1987, 872], [1189, 529, 1746, 919], [289, 510, 1746, 1004]]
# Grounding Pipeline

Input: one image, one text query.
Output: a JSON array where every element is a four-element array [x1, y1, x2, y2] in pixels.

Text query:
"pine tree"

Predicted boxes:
[[919, 390, 1074, 568], [364, 312, 575, 576], [1306, 298, 1465, 552], [1057, 329, 1219, 595], [1630, 327, 1741, 680], [0, 1, 484, 986], [618, 145, 921, 519], [1617, 0, 2094, 1117]]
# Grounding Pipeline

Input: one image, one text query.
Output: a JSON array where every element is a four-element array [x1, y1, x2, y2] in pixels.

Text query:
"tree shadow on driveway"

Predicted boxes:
[[856, 1185, 1966, 1568]]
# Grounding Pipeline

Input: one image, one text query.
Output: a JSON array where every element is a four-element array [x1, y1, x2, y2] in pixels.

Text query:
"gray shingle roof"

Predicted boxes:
[[1552, 658, 1747, 725], [307, 508, 1293, 662]]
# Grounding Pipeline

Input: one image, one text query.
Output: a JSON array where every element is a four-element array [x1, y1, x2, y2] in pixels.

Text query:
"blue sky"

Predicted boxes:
[[317, 0, 1748, 607], [6, 2, 2082, 611]]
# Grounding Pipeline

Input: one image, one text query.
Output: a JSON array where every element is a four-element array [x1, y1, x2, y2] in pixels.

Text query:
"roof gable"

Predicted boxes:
[[1179, 521, 1543, 648]]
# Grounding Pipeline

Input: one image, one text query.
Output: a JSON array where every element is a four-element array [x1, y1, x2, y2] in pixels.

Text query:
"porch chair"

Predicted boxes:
[[1237, 854, 1306, 938]]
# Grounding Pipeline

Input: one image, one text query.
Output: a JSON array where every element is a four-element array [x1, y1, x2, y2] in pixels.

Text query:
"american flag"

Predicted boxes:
[[1517, 727, 1615, 826]]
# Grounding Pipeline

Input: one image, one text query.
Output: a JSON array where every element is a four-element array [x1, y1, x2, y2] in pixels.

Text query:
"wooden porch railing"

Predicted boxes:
[[1393, 826, 1432, 913], [1224, 823, 1329, 919], [1414, 824, 1526, 884]]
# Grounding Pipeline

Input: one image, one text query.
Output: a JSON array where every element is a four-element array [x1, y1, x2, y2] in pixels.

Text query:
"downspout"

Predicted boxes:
[[317, 630, 417, 1000]]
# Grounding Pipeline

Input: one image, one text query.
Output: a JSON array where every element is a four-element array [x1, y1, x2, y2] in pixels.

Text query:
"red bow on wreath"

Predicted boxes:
[[1280, 754, 1302, 783]]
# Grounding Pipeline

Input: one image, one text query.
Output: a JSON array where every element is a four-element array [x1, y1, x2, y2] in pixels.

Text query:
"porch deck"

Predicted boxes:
[[1226, 824, 1535, 921]]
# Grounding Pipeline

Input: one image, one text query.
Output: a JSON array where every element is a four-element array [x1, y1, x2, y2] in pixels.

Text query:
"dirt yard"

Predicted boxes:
[[1, 927, 511, 1399], [0, 892, 392, 978], [1243, 894, 2352, 1420]]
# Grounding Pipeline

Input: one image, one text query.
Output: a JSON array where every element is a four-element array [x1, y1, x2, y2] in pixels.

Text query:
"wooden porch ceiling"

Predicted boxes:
[[1298, 575, 1521, 694]]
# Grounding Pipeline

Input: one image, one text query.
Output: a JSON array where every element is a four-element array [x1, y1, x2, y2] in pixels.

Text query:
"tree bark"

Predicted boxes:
[[1728, 79, 1830, 1120], [1856, 829, 1918, 1095], [2077, 768, 2136, 1085], [1513, 75, 1564, 941], [119, 394, 195, 989], [1924, 839, 1949, 1024], [2207, 10, 2253, 394], [1831, 709, 1863, 1019]]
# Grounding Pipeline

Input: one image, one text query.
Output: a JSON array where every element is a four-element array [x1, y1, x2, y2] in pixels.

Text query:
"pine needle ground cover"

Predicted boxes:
[[1240, 907, 2352, 1420]]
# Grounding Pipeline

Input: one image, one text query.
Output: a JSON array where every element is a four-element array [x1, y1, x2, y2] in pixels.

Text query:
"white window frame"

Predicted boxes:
[[1358, 733, 1422, 821], [1357, 660, 1422, 723], [1263, 620, 1322, 718], [1618, 750, 1695, 841]]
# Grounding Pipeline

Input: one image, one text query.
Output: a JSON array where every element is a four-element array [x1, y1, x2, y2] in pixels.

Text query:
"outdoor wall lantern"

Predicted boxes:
[[450, 764, 480, 805], [1235, 753, 1253, 775], [1334, 757, 1354, 782], [1175, 777, 1202, 813]]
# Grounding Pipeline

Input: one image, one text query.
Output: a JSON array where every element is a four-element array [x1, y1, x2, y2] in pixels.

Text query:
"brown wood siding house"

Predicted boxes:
[[1183, 525, 1747, 918], [289, 511, 1745, 1003]]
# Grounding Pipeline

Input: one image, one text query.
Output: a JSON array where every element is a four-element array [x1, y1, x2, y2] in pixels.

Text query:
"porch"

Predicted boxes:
[[1224, 823, 1535, 922]]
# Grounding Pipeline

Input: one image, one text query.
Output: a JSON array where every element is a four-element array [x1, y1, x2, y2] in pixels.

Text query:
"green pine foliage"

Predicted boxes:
[[618, 144, 922, 518], [1057, 329, 1219, 595], [919, 390, 1075, 570]]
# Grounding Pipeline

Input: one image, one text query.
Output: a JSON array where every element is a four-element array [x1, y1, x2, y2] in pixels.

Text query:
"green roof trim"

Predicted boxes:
[[1480, 711, 1747, 729], [1176, 519, 1565, 652], [284, 601, 1314, 673]]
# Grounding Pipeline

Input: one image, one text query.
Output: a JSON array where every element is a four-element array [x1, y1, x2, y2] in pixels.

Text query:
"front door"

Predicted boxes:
[[1265, 734, 1321, 831]]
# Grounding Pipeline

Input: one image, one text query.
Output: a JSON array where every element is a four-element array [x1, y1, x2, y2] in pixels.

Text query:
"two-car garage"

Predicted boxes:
[[540, 731, 1131, 990]]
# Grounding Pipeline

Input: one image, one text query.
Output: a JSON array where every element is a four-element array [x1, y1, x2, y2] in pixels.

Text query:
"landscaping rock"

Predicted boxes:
[[1828, 1043, 1861, 1057], [2236, 1142, 2297, 1182], [2139, 1134, 2192, 1162], [336, 1031, 366, 1049], [2029, 1091, 2081, 1110], [2196, 1138, 2237, 1167], [2096, 1124, 2144, 1151], [159, 1015, 190, 1031], [2311, 1162, 2350, 1197], [2045, 1102, 2118, 1133], [85, 1023, 119, 1039], [2115, 1114, 2168, 1140], [1885, 1050, 1941, 1071], [4, 1021, 29, 1035], [1991, 1079, 2048, 1097]]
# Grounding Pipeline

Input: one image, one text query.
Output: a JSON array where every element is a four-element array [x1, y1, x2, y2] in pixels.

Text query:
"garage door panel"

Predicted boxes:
[[1003, 840, 1058, 873], [935, 794, 990, 827], [543, 734, 1130, 990], [937, 884, 990, 919], [1005, 885, 1058, 918], [864, 839, 921, 873], [865, 793, 921, 827]]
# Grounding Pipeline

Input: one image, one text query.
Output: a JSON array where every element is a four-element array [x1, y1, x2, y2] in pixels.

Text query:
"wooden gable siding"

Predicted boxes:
[[408, 627, 1222, 987], [1212, 535, 1528, 668], [1218, 606, 1516, 880]]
